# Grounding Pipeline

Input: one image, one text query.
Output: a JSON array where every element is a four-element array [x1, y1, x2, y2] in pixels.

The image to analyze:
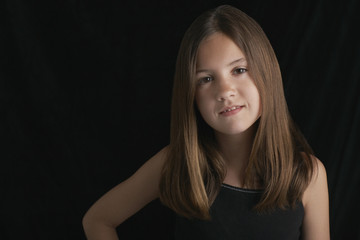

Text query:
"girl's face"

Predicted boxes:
[[195, 33, 261, 136]]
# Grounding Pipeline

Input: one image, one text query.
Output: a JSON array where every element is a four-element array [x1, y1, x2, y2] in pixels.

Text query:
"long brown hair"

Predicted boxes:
[[159, 5, 315, 220]]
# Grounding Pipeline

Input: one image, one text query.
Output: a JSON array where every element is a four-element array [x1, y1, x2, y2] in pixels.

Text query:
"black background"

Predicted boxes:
[[2, 0, 360, 239]]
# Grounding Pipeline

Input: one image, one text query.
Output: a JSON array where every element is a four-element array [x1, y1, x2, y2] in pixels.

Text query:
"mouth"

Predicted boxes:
[[219, 105, 244, 114]]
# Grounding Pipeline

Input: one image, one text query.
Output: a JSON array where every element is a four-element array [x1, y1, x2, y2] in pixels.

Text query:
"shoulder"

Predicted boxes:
[[123, 145, 170, 199], [302, 155, 328, 206], [130, 145, 169, 182], [301, 155, 330, 239], [142, 145, 169, 168]]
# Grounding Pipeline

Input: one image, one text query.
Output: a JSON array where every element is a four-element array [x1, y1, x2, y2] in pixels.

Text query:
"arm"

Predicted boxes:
[[82, 146, 169, 240], [301, 157, 330, 240]]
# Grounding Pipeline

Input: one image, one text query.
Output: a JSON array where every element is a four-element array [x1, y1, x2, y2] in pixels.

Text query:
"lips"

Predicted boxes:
[[219, 105, 244, 114]]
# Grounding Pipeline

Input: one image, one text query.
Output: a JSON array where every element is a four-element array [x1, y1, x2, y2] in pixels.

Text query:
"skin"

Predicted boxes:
[[195, 33, 329, 239], [82, 147, 168, 240], [195, 33, 261, 187], [82, 33, 330, 240]]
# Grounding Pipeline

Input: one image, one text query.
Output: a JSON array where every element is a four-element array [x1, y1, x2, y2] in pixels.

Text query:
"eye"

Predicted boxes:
[[233, 68, 247, 75], [198, 76, 213, 85]]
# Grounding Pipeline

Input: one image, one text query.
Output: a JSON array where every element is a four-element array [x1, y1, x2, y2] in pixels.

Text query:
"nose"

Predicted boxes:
[[216, 78, 236, 101]]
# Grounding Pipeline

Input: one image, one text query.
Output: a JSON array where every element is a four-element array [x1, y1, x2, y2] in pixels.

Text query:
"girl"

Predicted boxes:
[[83, 5, 329, 240]]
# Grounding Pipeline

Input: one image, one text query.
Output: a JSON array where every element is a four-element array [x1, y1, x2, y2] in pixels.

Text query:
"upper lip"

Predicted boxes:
[[219, 105, 244, 114]]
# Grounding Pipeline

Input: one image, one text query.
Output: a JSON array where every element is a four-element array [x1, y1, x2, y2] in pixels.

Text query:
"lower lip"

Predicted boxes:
[[220, 106, 243, 116]]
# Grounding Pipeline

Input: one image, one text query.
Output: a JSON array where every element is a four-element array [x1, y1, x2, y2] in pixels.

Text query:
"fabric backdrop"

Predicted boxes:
[[2, 0, 359, 239]]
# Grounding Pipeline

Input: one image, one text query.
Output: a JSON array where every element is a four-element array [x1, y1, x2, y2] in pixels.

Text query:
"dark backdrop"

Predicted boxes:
[[2, 0, 359, 239]]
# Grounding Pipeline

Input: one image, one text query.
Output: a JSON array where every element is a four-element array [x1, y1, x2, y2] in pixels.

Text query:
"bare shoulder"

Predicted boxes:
[[127, 145, 169, 187], [138, 145, 169, 177], [301, 155, 330, 240], [302, 155, 328, 206], [312, 155, 327, 177], [124, 145, 169, 198]]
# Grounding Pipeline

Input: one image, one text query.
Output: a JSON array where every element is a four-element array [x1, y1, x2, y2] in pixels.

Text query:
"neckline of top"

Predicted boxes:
[[221, 183, 263, 193]]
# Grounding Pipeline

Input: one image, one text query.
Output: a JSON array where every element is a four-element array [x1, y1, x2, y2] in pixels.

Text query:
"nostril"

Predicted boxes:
[[217, 91, 236, 102]]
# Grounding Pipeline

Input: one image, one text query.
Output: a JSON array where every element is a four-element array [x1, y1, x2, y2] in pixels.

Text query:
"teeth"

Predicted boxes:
[[224, 106, 239, 112]]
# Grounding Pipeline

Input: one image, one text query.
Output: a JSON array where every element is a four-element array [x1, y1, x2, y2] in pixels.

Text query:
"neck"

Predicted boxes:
[[215, 123, 257, 185]]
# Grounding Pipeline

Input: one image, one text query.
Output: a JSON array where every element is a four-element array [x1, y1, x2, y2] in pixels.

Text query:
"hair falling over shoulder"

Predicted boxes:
[[159, 5, 315, 220]]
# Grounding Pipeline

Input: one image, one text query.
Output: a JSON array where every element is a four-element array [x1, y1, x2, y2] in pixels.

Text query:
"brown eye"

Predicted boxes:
[[198, 76, 213, 85], [234, 68, 247, 74]]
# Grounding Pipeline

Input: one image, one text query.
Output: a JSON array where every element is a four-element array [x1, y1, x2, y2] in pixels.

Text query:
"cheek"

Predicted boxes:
[[245, 84, 262, 115], [257, 97, 262, 117], [196, 98, 207, 117], [195, 91, 212, 118], [253, 89, 262, 117], [195, 90, 206, 109], [195, 92, 201, 111]]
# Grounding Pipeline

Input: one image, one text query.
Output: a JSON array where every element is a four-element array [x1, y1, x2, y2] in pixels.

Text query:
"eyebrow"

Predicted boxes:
[[196, 58, 247, 74]]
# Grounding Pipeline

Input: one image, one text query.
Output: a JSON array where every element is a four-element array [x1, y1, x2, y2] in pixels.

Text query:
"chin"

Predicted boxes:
[[216, 126, 252, 135]]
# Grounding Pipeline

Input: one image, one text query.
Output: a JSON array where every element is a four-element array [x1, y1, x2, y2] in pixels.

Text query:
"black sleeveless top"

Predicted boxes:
[[174, 184, 304, 240]]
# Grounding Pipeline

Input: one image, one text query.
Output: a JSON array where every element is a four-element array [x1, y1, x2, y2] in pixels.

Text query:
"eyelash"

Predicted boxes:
[[197, 67, 248, 85], [233, 67, 247, 74], [198, 76, 213, 85]]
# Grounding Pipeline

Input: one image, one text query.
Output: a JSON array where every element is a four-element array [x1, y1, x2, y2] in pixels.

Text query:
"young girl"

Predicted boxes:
[[82, 5, 329, 240]]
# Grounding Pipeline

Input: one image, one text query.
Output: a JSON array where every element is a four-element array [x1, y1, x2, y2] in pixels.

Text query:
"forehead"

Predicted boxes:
[[196, 33, 246, 69]]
